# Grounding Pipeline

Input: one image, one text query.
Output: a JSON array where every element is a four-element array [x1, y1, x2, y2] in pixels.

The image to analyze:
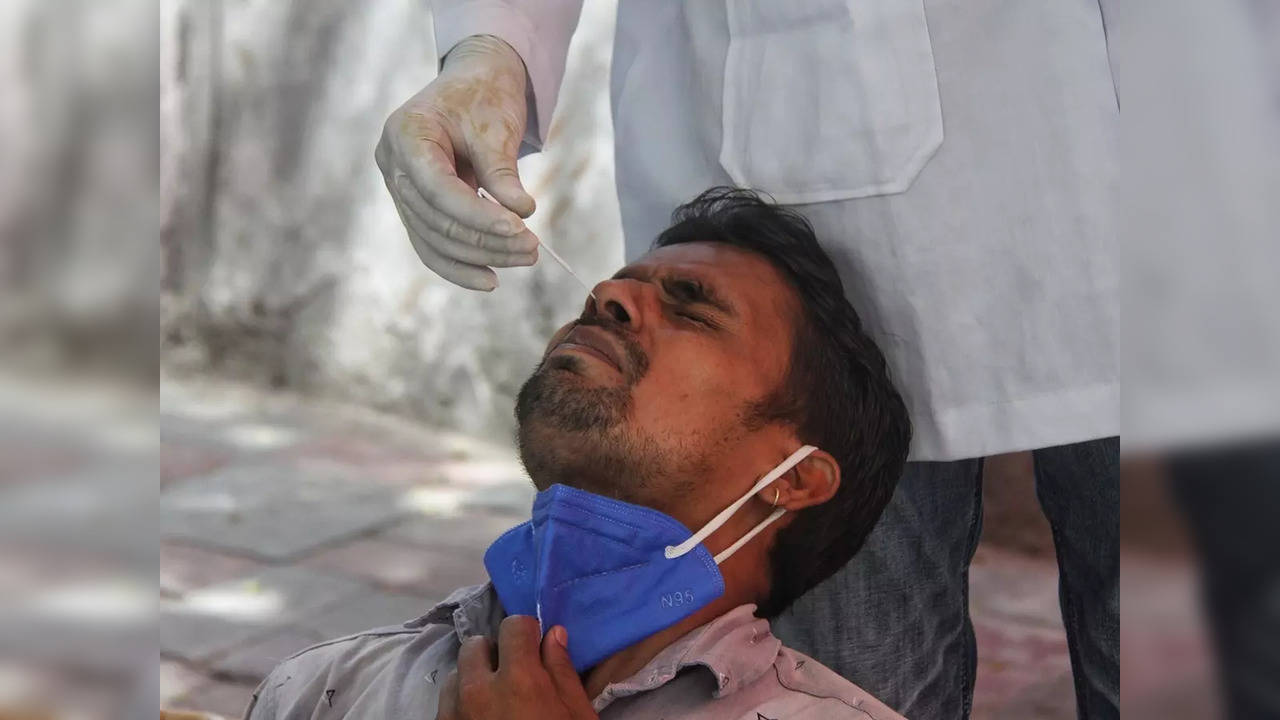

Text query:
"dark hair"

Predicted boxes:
[[654, 187, 912, 617]]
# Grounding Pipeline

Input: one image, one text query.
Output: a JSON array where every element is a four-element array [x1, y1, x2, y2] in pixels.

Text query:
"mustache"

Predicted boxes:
[[559, 317, 650, 383]]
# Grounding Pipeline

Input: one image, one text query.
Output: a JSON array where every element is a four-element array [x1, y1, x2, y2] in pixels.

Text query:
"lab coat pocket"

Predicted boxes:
[[721, 0, 943, 203]]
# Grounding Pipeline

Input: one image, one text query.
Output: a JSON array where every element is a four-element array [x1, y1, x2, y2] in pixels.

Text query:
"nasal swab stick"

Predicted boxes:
[[478, 187, 597, 301], [536, 236, 598, 301]]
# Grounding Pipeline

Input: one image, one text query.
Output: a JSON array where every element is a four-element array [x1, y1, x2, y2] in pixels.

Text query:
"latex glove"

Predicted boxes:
[[376, 35, 539, 291]]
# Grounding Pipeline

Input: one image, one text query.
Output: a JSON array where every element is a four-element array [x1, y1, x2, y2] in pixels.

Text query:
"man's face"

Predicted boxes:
[[515, 242, 800, 517]]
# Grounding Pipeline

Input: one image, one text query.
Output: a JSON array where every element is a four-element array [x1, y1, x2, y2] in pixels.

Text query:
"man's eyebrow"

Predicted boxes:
[[612, 266, 738, 316]]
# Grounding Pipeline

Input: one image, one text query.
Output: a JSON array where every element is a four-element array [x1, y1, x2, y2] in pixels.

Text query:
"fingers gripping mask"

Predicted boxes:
[[483, 446, 818, 672]]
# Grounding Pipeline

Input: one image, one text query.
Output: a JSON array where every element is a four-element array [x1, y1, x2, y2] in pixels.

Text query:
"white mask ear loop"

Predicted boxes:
[[664, 445, 818, 563], [712, 507, 786, 564]]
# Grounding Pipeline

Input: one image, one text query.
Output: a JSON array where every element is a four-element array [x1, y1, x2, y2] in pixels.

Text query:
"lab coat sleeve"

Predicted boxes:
[[433, 0, 585, 152]]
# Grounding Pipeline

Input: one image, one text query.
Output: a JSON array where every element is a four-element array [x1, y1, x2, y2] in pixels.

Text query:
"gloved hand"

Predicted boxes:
[[375, 35, 539, 291]]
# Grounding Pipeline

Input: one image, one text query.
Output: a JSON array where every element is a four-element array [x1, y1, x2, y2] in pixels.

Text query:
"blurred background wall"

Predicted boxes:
[[0, 0, 157, 382], [160, 0, 624, 441]]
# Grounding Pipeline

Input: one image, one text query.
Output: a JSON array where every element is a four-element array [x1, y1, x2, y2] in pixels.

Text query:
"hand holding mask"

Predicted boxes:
[[436, 616, 598, 720]]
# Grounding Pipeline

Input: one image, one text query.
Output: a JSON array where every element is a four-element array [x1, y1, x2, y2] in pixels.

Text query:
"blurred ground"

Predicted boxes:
[[158, 373, 1193, 719], [159, 371, 530, 716], [0, 371, 154, 720]]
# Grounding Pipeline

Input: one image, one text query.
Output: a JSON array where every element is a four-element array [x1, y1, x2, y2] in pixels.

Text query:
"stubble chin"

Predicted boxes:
[[516, 356, 628, 430], [514, 355, 681, 506], [515, 359, 626, 488]]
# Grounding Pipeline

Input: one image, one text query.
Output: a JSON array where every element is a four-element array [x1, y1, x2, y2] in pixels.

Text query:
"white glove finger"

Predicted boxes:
[[394, 174, 538, 256], [400, 201, 537, 268], [397, 132, 526, 237], [393, 199, 499, 291], [470, 146, 536, 219]]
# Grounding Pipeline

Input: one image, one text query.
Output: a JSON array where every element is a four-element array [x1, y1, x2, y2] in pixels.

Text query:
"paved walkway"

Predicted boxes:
[[159, 374, 1083, 719]]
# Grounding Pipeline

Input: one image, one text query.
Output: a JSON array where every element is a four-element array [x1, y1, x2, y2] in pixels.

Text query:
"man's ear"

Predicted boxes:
[[763, 448, 841, 511]]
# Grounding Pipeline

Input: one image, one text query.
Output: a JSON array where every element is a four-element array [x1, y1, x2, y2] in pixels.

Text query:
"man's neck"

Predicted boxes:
[[578, 593, 748, 701]]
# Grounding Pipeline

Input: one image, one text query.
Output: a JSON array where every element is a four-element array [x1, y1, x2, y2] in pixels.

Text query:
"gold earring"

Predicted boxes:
[[772, 488, 781, 507]]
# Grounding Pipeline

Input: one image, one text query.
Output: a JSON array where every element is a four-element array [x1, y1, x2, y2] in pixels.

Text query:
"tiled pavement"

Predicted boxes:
[[160, 376, 531, 717], [158, 375, 1113, 719]]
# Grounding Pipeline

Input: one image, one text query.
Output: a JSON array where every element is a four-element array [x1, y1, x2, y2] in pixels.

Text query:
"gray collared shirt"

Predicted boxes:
[[244, 583, 905, 719]]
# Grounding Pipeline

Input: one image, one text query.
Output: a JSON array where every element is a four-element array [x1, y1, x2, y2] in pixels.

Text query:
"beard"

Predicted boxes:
[[514, 322, 694, 508], [515, 352, 632, 433]]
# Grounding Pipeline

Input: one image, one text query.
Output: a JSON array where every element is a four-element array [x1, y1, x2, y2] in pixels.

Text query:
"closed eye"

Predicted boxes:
[[662, 278, 702, 302], [676, 310, 710, 326], [660, 278, 724, 329]]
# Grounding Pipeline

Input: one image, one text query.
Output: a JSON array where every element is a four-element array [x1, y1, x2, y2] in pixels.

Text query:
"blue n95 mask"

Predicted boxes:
[[483, 445, 818, 672]]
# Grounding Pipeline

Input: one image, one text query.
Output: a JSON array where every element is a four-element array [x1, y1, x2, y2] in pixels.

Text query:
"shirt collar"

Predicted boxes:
[[591, 604, 782, 712], [406, 582, 503, 643]]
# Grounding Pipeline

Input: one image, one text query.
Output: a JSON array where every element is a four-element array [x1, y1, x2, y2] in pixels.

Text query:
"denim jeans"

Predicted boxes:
[[773, 437, 1119, 720], [1169, 441, 1280, 720]]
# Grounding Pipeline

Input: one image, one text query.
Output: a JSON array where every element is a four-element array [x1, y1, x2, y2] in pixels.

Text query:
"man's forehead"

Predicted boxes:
[[620, 242, 788, 292]]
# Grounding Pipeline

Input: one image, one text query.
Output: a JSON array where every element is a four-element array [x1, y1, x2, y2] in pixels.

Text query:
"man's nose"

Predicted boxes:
[[586, 278, 648, 330]]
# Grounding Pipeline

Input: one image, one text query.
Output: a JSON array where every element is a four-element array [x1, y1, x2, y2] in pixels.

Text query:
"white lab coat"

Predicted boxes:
[[435, 0, 1119, 461]]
